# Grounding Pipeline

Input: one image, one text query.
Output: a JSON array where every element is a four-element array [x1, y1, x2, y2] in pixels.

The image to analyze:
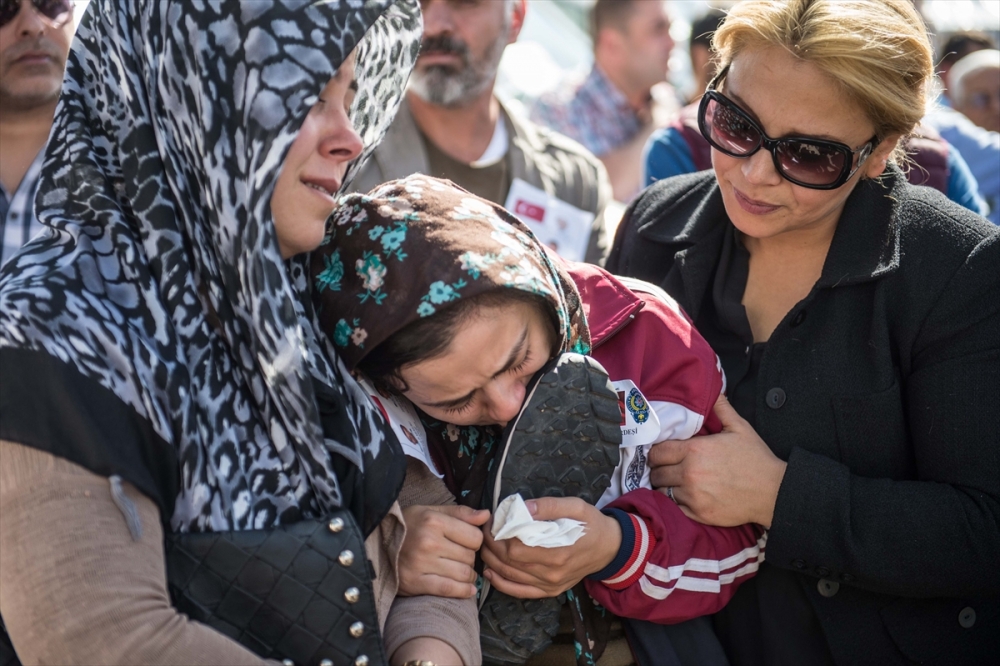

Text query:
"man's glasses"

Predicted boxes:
[[0, 0, 72, 29], [698, 64, 879, 190]]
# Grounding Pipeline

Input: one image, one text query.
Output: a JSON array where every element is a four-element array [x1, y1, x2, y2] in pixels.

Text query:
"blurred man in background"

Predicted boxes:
[[532, 0, 679, 202], [950, 49, 1000, 134], [936, 31, 995, 105], [0, 0, 74, 266], [925, 47, 1000, 225], [351, 0, 614, 265]]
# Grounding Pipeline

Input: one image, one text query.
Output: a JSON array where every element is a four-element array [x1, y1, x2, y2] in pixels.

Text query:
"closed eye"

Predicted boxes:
[[443, 397, 475, 415], [507, 349, 532, 375]]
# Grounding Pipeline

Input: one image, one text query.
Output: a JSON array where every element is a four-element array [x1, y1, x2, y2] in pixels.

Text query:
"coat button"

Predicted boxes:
[[792, 559, 807, 569], [339, 549, 355, 567], [344, 587, 360, 603], [766, 388, 786, 409], [959, 607, 976, 628], [349, 621, 365, 638], [816, 567, 831, 578], [355, 657, 370, 666], [328, 517, 345, 533], [319, 660, 333, 666], [817, 579, 840, 597], [791, 310, 807, 327]]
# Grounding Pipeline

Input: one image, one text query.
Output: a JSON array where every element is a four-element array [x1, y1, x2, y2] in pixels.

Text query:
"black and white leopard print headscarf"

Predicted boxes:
[[0, 0, 421, 533]]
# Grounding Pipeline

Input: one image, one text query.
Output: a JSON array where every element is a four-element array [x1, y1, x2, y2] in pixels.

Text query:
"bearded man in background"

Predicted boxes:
[[350, 0, 615, 265]]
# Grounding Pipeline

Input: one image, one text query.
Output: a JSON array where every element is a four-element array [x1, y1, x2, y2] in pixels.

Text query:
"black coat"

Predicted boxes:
[[607, 169, 1000, 665]]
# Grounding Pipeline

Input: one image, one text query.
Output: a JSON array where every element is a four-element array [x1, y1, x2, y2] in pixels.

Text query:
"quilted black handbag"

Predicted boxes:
[[165, 511, 385, 666]]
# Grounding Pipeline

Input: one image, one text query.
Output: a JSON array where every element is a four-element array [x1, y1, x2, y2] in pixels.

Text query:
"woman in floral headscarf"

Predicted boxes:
[[0, 1, 478, 665], [311, 175, 767, 666]]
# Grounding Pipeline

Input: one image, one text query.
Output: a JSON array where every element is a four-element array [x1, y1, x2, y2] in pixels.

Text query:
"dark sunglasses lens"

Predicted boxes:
[[35, 0, 72, 22], [774, 141, 848, 186], [0, 0, 19, 28], [705, 97, 760, 156]]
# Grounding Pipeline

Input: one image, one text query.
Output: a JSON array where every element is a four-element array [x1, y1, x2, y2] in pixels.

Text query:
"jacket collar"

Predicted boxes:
[[632, 172, 727, 320], [815, 169, 902, 288], [636, 168, 905, 299], [566, 261, 644, 349]]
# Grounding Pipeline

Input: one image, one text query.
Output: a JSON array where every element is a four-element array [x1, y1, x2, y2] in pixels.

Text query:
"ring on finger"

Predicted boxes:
[[666, 486, 677, 503]]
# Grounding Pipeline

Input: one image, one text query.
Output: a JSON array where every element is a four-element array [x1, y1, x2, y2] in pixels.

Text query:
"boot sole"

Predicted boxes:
[[479, 353, 622, 665]]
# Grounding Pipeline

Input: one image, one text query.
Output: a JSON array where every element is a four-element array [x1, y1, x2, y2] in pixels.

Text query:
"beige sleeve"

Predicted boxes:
[[385, 595, 482, 666], [0, 440, 276, 666], [396, 456, 458, 508], [382, 458, 482, 665], [366, 499, 406, 631]]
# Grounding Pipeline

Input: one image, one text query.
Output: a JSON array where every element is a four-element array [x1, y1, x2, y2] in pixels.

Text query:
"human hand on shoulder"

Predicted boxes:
[[480, 497, 621, 598], [648, 394, 787, 528], [398, 504, 489, 599]]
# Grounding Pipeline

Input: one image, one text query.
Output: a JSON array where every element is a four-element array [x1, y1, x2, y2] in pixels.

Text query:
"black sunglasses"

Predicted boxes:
[[0, 0, 72, 29], [698, 64, 879, 190]]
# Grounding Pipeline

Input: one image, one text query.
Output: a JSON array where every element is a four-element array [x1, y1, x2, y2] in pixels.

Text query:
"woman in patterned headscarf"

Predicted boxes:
[[0, 1, 460, 664]]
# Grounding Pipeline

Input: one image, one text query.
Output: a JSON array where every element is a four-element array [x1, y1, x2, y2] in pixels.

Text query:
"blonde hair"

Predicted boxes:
[[713, 0, 934, 163]]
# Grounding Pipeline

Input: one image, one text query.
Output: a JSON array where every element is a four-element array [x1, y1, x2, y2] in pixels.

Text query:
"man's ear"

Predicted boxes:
[[864, 134, 902, 179], [508, 0, 527, 45]]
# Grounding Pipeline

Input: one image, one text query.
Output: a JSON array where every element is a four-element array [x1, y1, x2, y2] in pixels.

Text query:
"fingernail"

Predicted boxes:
[[526, 500, 538, 515]]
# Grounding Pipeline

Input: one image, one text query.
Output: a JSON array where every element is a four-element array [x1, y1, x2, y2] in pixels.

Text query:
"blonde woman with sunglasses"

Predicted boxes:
[[608, 1, 999, 664]]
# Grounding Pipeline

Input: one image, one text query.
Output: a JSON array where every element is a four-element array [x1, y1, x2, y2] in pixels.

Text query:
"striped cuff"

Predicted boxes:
[[587, 508, 654, 590]]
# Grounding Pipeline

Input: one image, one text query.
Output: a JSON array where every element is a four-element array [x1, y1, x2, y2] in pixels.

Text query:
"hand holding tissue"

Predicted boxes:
[[491, 494, 586, 548]]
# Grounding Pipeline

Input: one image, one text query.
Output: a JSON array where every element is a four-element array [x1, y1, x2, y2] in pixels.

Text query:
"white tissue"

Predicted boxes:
[[491, 494, 586, 548]]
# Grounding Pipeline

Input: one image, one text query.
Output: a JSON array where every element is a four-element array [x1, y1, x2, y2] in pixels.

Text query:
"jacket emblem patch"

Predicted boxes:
[[611, 379, 661, 447], [626, 388, 650, 424]]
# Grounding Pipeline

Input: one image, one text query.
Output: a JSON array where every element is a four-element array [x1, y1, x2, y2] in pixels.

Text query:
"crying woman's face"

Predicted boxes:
[[396, 300, 557, 428], [271, 52, 362, 259]]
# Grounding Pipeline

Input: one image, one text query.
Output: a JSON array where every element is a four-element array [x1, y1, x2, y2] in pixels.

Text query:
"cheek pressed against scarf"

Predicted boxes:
[[0, 0, 421, 533]]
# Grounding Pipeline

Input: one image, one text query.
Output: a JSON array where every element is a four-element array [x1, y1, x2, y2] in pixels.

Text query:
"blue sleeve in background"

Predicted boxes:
[[643, 127, 697, 187], [945, 146, 990, 218]]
